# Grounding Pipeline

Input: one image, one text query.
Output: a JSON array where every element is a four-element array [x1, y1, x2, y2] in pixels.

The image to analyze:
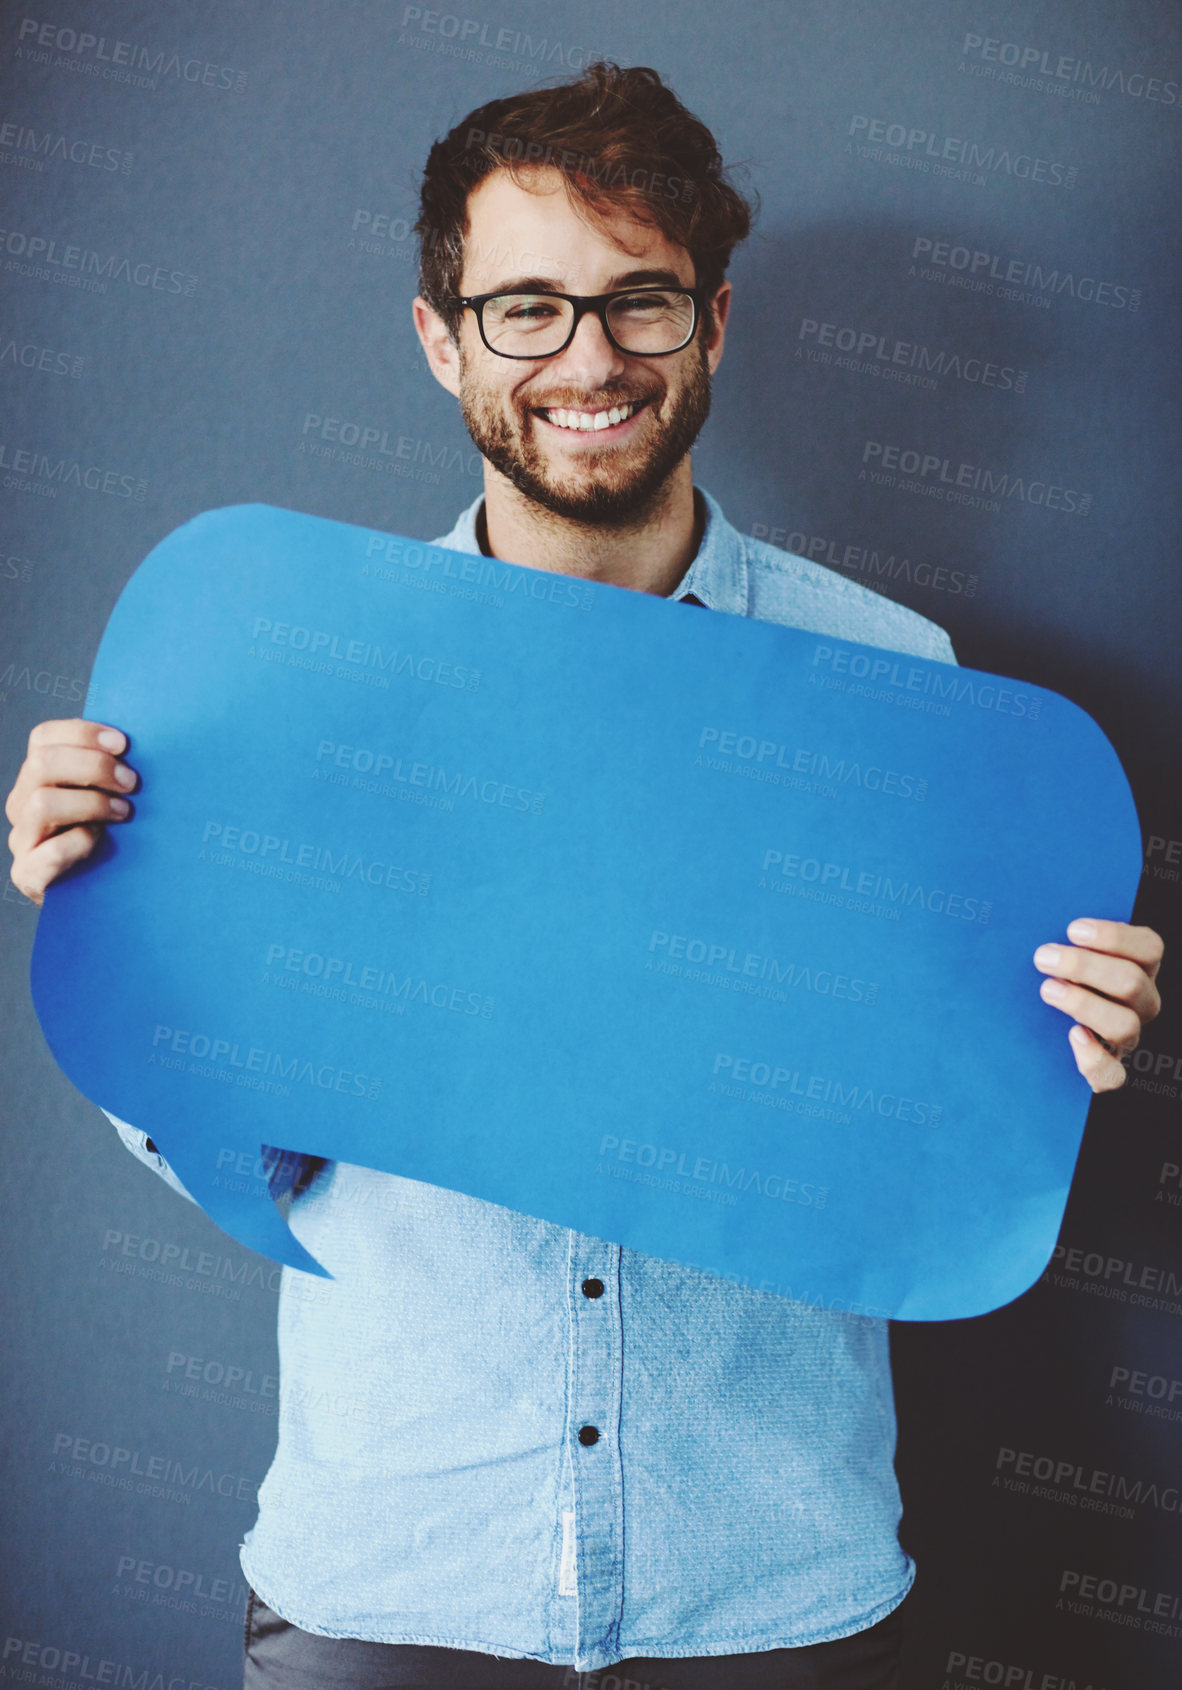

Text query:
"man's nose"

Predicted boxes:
[[544, 306, 629, 391]]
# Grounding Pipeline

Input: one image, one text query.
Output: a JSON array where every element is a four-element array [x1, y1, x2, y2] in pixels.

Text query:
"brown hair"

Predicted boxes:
[[414, 61, 757, 340]]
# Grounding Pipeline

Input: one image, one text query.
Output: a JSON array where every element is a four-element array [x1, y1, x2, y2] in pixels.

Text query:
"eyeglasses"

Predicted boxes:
[[449, 287, 703, 359]]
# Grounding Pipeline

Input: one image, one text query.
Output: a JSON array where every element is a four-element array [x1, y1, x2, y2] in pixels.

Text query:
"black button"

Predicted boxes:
[[581, 1277, 604, 1299], [578, 1425, 600, 1447]]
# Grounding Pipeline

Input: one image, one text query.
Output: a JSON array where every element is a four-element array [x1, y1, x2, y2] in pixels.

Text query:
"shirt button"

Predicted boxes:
[[581, 1277, 604, 1298], [578, 1425, 600, 1447]]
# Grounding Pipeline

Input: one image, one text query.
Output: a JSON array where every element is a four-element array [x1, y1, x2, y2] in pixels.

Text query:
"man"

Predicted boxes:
[[6, 61, 1163, 1690]]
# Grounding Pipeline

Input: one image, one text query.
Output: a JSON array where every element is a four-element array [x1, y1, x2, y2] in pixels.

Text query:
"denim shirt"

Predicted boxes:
[[107, 485, 955, 1673]]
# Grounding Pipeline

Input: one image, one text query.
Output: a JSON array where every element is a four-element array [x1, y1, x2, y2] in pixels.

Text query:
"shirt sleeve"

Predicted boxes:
[[102, 1108, 199, 1205], [102, 1109, 329, 1209]]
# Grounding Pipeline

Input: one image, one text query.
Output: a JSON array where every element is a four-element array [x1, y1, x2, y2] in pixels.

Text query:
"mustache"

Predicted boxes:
[[525, 391, 659, 410]]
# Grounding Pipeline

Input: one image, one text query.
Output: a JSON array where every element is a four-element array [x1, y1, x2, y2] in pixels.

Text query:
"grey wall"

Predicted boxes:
[[2, 2, 1179, 1685]]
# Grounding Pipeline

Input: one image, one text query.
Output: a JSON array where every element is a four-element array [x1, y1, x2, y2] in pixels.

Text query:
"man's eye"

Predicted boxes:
[[615, 293, 674, 313], [504, 301, 559, 320]]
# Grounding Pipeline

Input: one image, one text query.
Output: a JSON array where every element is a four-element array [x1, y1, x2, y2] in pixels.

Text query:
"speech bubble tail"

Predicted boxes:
[[213, 1191, 334, 1279], [149, 1132, 334, 1279]]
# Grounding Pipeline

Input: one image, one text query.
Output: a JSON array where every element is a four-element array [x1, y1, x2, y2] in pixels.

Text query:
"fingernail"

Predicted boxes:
[[97, 729, 125, 752], [1033, 945, 1060, 968], [1041, 979, 1067, 1001], [110, 797, 130, 817], [1067, 920, 1097, 942], [113, 763, 136, 789]]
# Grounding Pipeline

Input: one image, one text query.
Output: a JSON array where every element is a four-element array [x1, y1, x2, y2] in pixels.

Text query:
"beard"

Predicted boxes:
[[456, 337, 714, 527]]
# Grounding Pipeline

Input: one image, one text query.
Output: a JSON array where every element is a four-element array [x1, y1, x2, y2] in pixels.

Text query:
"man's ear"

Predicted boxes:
[[703, 280, 732, 375], [413, 296, 462, 398]]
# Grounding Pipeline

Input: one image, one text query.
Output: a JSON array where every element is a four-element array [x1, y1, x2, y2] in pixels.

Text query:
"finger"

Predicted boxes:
[[22, 743, 138, 798], [10, 823, 104, 905], [1033, 942, 1161, 1026], [7, 721, 131, 824], [9, 785, 131, 855], [1064, 918, 1165, 982], [1068, 1024, 1128, 1093], [1038, 977, 1143, 1052], [27, 718, 127, 757]]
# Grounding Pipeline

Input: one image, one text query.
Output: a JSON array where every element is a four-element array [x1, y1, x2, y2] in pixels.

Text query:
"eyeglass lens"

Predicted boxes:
[[481, 292, 695, 356]]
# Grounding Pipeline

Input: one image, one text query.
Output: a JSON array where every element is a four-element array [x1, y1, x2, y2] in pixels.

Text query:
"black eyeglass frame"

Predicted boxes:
[[447, 286, 705, 360]]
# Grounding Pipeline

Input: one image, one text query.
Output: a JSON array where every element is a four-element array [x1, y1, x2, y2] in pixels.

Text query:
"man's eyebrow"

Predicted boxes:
[[479, 267, 691, 294]]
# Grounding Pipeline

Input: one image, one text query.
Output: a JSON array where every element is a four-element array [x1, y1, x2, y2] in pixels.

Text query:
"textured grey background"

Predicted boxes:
[[2, 2, 1180, 1685]]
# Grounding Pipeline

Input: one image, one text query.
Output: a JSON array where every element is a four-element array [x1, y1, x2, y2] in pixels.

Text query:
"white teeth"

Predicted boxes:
[[543, 401, 640, 432]]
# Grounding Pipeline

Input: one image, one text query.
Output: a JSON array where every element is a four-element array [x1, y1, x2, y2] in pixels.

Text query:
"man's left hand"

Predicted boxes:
[[1033, 919, 1165, 1093]]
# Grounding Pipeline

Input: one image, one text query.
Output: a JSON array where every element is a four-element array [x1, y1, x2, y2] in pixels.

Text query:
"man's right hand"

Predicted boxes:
[[5, 719, 138, 907]]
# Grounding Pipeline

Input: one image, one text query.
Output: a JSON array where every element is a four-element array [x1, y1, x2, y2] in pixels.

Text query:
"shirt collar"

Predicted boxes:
[[432, 485, 749, 616]]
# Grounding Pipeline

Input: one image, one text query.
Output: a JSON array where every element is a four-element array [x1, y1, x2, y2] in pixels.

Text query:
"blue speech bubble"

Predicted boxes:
[[31, 505, 1141, 1318]]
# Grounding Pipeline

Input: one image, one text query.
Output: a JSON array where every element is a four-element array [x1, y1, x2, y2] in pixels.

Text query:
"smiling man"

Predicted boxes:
[[5, 60, 1164, 1690], [420, 169, 717, 590]]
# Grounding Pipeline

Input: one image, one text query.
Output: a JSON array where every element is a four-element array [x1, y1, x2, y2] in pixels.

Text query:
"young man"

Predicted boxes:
[[6, 62, 1163, 1690]]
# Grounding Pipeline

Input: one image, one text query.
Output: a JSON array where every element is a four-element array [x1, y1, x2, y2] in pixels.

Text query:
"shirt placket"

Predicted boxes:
[[564, 1230, 626, 1668]]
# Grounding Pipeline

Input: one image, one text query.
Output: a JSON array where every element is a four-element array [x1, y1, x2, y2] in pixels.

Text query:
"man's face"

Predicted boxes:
[[443, 167, 729, 525]]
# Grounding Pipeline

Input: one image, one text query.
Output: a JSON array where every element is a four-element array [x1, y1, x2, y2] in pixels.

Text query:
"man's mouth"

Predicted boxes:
[[533, 399, 650, 434]]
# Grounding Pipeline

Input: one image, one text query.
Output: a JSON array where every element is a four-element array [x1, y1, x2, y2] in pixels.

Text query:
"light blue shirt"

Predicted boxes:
[[109, 485, 955, 1674]]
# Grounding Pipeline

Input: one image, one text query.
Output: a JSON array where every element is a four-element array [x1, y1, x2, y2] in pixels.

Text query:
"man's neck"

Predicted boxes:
[[480, 460, 703, 597]]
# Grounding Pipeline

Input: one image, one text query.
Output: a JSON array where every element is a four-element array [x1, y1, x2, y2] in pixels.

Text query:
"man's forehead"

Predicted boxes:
[[460, 166, 693, 292]]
